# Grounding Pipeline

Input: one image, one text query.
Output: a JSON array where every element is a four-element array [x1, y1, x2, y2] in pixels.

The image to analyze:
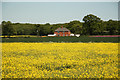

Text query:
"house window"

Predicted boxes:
[[63, 34, 65, 36], [58, 34, 59, 36], [58, 31, 59, 33], [63, 31, 64, 33]]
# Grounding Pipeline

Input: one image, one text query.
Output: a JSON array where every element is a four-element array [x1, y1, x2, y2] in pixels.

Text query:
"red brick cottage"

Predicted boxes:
[[54, 26, 71, 36]]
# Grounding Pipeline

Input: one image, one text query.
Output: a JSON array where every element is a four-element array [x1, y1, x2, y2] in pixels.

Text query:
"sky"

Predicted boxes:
[[0, 1, 2, 24], [1, 0, 120, 2], [118, 1, 120, 20], [2, 2, 118, 24]]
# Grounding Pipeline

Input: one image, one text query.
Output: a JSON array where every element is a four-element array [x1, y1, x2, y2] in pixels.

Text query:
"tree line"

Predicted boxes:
[[1, 14, 120, 37]]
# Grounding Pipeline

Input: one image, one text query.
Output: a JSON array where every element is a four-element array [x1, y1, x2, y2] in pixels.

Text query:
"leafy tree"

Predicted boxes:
[[1, 15, 119, 36], [0, 23, 2, 36], [106, 20, 118, 35], [38, 25, 45, 36], [83, 14, 101, 35], [2, 21, 16, 37], [118, 21, 120, 34], [44, 23, 51, 35], [91, 21, 104, 35], [35, 24, 40, 36], [67, 20, 82, 34]]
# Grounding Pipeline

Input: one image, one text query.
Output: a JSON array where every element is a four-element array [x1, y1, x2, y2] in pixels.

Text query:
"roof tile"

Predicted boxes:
[[55, 27, 70, 32]]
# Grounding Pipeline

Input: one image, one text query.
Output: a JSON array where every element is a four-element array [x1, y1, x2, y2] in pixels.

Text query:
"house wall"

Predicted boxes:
[[54, 31, 71, 36]]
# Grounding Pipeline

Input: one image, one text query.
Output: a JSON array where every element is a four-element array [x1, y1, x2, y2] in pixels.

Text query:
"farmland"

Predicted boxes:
[[2, 43, 118, 78]]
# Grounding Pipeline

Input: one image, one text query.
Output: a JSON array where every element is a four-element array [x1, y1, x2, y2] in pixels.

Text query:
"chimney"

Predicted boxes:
[[61, 26, 63, 28]]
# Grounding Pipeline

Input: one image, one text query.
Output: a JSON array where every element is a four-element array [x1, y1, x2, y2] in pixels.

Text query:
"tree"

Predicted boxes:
[[67, 20, 82, 34], [35, 24, 40, 36], [2, 21, 16, 37], [118, 21, 120, 34], [106, 20, 118, 35], [83, 14, 101, 35], [44, 23, 51, 35]]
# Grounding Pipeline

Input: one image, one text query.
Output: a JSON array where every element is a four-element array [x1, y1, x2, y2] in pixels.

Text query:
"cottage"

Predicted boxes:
[[54, 26, 71, 36]]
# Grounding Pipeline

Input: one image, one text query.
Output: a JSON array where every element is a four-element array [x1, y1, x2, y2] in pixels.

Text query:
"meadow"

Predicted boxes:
[[2, 43, 118, 78]]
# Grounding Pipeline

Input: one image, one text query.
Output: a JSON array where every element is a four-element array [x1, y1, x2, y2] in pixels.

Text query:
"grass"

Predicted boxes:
[[2, 36, 120, 43]]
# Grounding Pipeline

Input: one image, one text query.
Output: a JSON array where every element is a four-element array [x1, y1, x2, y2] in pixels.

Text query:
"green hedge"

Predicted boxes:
[[2, 36, 119, 43]]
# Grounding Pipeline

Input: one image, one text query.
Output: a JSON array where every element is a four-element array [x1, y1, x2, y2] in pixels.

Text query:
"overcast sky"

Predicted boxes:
[[2, 1, 119, 24]]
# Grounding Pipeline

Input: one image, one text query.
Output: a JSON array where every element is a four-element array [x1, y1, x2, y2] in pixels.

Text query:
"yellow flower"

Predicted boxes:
[[2, 43, 118, 78]]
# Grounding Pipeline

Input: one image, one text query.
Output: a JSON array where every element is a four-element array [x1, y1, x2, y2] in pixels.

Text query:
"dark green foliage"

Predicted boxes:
[[67, 20, 83, 34], [2, 36, 119, 43], [12, 23, 36, 35], [1, 14, 119, 36], [2, 21, 16, 37], [83, 14, 102, 35], [83, 14, 119, 35], [106, 20, 119, 35], [118, 21, 120, 34]]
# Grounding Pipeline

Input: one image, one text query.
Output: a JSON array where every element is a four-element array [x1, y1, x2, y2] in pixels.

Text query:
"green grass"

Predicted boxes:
[[2, 36, 120, 43]]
